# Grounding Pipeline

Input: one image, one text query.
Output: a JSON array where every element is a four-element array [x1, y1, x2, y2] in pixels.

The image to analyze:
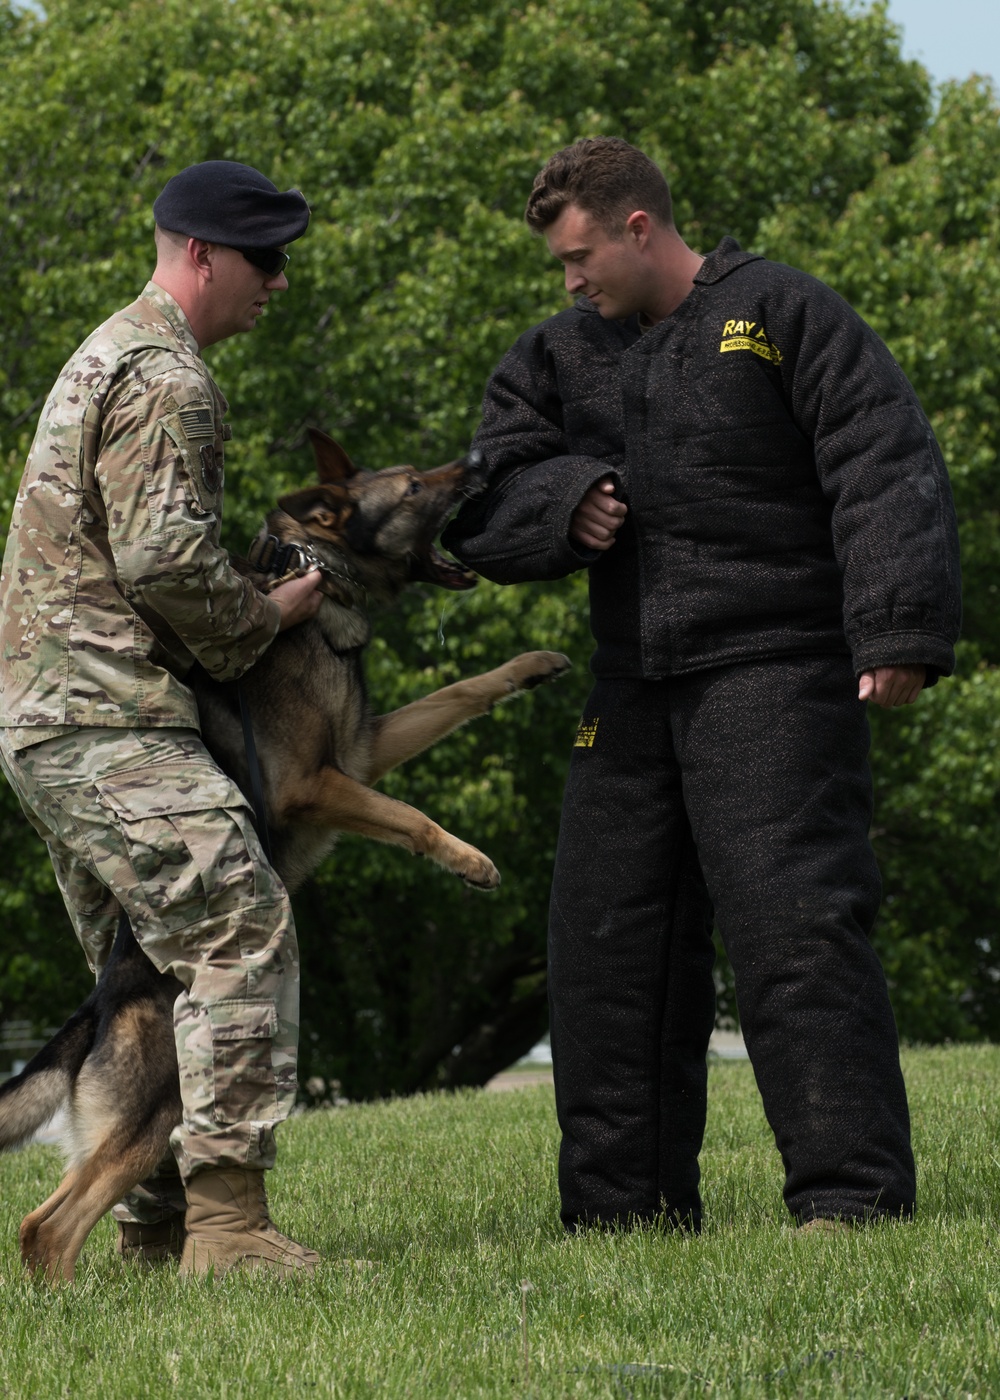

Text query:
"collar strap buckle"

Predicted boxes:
[[248, 533, 311, 579], [246, 532, 359, 603]]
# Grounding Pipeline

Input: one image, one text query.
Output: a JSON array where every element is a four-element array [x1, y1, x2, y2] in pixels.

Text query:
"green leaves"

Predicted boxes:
[[0, 0, 932, 470], [868, 658, 1000, 1039]]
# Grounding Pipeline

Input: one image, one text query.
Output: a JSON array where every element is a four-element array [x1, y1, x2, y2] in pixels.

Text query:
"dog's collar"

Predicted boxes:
[[247, 533, 365, 607], [248, 533, 327, 579]]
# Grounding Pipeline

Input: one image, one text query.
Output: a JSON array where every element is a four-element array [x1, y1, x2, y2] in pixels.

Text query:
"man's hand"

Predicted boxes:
[[271, 570, 324, 631], [570, 477, 627, 551], [858, 664, 926, 708]]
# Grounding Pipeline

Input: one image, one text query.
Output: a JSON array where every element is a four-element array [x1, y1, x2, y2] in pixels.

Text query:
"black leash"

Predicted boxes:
[[237, 679, 273, 864]]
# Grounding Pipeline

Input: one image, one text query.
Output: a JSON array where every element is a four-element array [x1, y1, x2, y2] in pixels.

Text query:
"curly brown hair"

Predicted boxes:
[[525, 137, 674, 236]]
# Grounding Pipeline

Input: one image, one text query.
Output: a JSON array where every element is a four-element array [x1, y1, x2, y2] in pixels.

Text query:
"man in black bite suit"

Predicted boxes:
[[443, 137, 961, 1232]]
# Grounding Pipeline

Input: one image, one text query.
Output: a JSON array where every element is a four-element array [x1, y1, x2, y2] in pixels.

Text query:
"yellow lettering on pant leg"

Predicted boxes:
[[745, 321, 756, 334], [723, 320, 736, 336]]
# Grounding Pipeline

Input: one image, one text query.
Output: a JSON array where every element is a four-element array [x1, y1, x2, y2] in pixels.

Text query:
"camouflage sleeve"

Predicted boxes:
[[92, 366, 280, 681]]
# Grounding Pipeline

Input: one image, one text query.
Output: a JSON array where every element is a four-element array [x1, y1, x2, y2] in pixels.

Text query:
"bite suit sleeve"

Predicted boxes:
[[781, 274, 962, 681], [443, 329, 617, 582]]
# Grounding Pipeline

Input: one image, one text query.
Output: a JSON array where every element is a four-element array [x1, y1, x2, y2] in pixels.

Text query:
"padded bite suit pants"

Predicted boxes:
[[548, 656, 915, 1229]]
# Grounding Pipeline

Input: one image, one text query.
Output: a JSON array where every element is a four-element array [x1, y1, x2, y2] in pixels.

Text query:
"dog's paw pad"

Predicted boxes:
[[463, 875, 501, 891], [459, 859, 501, 890], [510, 652, 572, 690]]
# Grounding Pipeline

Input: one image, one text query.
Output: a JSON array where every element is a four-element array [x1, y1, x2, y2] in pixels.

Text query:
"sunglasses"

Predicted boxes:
[[233, 246, 290, 276]]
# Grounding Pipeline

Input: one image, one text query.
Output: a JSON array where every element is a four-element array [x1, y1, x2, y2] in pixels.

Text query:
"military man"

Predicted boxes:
[[444, 138, 961, 1233], [0, 161, 323, 1275]]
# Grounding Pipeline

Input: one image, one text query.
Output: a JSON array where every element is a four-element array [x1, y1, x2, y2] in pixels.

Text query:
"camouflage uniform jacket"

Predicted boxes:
[[0, 282, 280, 742]]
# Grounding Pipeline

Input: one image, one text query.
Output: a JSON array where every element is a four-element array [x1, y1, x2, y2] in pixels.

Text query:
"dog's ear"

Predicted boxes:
[[308, 428, 360, 484], [278, 484, 351, 530]]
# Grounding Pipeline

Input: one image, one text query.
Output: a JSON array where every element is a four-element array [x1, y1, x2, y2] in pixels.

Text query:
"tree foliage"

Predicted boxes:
[[760, 76, 1000, 1038], [0, 0, 996, 1083]]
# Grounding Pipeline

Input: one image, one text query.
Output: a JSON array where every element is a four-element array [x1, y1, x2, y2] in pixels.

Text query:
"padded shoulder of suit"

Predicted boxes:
[[513, 300, 640, 359], [695, 242, 848, 315]]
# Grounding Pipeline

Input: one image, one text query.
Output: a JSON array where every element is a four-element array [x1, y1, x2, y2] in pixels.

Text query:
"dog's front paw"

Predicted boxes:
[[456, 846, 501, 891], [432, 835, 500, 890], [460, 860, 501, 891], [503, 651, 572, 693]]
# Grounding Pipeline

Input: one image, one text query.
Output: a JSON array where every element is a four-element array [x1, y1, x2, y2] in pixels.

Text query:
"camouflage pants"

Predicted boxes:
[[0, 727, 299, 1221]]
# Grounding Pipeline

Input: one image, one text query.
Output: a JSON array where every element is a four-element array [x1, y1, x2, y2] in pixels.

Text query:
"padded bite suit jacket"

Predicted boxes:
[[444, 238, 961, 681]]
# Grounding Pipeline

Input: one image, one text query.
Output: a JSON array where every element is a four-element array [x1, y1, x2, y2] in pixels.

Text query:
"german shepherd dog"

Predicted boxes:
[[0, 429, 569, 1280]]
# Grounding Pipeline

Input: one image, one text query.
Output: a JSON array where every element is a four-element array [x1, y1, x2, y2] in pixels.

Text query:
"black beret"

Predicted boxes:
[[153, 160, 310, 246]]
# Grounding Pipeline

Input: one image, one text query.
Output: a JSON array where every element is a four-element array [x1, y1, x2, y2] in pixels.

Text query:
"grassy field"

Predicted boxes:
[[1, 1046, 999, 1398]]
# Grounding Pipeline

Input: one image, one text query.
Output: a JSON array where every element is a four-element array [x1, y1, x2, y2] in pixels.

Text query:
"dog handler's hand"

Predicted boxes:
[[570, 477, 627, 551], [271, 569, 324, 631], [858, 664, 926, 708]]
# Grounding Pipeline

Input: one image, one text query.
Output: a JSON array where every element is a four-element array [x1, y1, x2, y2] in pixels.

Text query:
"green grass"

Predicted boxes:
[[2, 1046, 1000, 1397]]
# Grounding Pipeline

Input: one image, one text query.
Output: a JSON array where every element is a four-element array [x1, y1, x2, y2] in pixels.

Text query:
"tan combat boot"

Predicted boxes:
[[797, 1216, 854, 1235], [117, 1215, 187, 1264], [179, 1168, 320, 1278]]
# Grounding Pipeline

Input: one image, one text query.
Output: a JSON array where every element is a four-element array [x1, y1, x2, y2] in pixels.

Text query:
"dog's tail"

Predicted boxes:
[[0, 1003, 97, 1152]]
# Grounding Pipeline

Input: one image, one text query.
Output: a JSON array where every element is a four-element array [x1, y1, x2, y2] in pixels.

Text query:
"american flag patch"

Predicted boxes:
[[179, 407, 213, 438]]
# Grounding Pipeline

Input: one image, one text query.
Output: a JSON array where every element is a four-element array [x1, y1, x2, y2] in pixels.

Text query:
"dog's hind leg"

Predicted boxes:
[[19, 1172, 80, 1270], [20, 1011, 180, 1283], [21, 1116, 175, 1283], [367, 650, 571, 781]]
